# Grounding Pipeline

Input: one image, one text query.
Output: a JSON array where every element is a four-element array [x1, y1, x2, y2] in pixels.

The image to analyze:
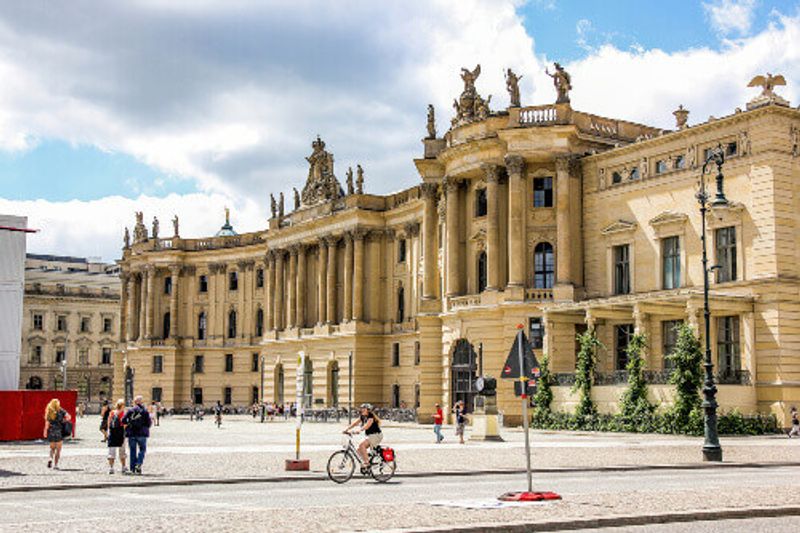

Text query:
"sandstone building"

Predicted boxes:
[[21, 254, 120, 409], [117, 67, 800, 425]]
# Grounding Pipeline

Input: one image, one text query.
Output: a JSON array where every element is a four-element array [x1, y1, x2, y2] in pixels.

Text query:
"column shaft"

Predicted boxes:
[[169, 267, 180, 338], [421, 184, 438, 300], [484, 164, 501, 290], [343, 234, 353, 322], [444, 178, 461, 297], [555, 156, 572, 285], [326, 237, 337, 323], [144, 268, 155, 339], [125, 276, 136, 342], [353, 231, 365, 321], [506, 155, 526, 288], [265, 255, 274, 332], [317, 241, 328, 325], [274, 252, 285, 331], [296, 246, 306, 328], [287, 250, 297, 329]]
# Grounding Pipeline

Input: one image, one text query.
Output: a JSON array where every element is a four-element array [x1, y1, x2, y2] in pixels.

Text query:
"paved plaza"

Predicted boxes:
[[1, 415, 799, 531]]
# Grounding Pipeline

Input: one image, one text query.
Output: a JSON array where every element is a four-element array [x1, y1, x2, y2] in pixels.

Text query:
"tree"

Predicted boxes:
[[667, 322, 703, 427], [533, 353, 554, 415], [619, 333, 655, 419], [572, 328, 602, 417]]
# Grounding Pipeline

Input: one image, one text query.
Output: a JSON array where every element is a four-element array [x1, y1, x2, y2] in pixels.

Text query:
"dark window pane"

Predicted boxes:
[[614, 244, 630, 295], [715, 227, 737, 282], [662, 236, 681, 289], [475, 188, 488, 217], [615, 324, 634, 370], [534, 242, 554, 289], [533, 177, 553, 208]]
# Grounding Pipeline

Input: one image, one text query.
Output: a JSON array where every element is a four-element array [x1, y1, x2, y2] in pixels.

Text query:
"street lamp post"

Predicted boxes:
[[190, 362, 196, 421], [698, 143, 728, 462]]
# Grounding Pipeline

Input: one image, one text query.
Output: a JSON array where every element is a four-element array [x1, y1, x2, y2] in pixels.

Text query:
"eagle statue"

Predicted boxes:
[[747, 73, 786, 97]]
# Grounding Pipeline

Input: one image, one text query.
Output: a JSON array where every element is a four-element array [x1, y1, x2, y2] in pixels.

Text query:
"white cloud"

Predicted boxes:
[[703, 0, 758, 36]]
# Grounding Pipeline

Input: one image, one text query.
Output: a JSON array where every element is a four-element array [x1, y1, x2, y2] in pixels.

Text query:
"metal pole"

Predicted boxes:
[[478, 342, 483, 376], [190, 363, 195, 421], [348, 350, 353, 424], [518, 331, 532, 492]]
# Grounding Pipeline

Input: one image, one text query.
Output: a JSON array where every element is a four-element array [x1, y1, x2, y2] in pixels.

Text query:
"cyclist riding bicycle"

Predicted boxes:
[[344, 403, 382, 472]]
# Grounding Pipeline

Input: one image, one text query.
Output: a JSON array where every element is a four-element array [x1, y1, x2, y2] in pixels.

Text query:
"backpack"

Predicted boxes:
[[126, 408, 147, 431], [109, 411, 121, 430]]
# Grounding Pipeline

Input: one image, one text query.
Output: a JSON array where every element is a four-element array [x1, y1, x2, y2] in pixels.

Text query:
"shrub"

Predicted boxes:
[[667, 322, 703, 427], [573, 328, 602, 417], [533, 353, 554, 416], [619, 333, 656, 419]]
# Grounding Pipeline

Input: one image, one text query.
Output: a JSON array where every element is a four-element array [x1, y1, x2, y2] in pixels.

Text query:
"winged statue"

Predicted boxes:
[[748, 73, 786, 97]]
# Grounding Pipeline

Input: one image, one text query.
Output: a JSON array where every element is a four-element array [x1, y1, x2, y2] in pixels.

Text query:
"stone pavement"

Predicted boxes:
[[0, 414, 797, 489]]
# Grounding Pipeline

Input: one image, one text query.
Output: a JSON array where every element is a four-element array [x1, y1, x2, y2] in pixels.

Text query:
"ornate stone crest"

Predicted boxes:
[[301, 136, 343, 207], [451, 65, 492, 128]]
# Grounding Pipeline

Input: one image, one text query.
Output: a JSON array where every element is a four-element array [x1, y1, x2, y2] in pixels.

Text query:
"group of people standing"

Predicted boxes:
[[44, 395, 153, 475], [431, 401, 467, 445]]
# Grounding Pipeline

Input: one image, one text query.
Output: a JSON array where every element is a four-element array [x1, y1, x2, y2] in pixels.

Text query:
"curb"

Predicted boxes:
[[384, 505, 800, 532], [1, 461, 799, 494]]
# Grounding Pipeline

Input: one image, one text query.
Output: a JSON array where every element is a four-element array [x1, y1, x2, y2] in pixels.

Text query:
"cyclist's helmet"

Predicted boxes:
[[359, 403, 373, 410]]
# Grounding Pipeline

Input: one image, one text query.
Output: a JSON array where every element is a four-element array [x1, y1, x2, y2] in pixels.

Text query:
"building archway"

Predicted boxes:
[[450, 339, 478, 413]]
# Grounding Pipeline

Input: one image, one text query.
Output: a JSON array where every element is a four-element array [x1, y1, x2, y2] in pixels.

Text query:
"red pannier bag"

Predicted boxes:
[[381, 447, 395, 462]]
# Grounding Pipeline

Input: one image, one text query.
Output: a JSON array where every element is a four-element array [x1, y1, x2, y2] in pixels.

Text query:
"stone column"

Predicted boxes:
[[505, 155, 526, 290], [421, 183, 439, 300], [555, 156, 573, 285], [274, 251, 285, 331], [326, 236, 338, 324], [287, 247, 297, 329], [144, 266, 155, 339], [352, 229, 366, 321], [484, 164, 502, 291], [444, 177, 462, 297], [138, 272, 146, 341], [169, 265, 180, 338], [265, 253, 274, 332], [317, 239, 328, 325], [343, 233, 354, 322], [124, 274, 135, 342], [296, 244, 307, 328]]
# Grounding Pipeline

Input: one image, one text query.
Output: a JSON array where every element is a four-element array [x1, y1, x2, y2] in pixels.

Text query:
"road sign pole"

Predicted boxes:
[[518, 330, 532, 493]]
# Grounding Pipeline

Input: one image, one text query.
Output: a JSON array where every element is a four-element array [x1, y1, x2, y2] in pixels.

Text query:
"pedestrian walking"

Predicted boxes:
[[107, 399, 128, 474], [453, 401, 466, 444], [789, 406, 800, 438], [99, 398, 110, 442], [214, 401, 223, 428], [122, 395, 152, 475], [43, 398, 71, 470], [432, 403, 444, 443]]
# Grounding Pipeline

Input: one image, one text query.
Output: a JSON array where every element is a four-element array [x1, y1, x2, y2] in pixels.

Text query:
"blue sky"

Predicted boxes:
[[0, 0, 797, 261]]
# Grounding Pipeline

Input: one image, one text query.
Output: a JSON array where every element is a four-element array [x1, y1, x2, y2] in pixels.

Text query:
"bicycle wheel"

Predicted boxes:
[[369, 455, 396, 483], [327, 450, 355, 483]]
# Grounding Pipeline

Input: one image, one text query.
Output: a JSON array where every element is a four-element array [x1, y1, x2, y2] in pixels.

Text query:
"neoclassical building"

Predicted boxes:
[[21, 254, 120, 409], [117, 67, 800, 425]]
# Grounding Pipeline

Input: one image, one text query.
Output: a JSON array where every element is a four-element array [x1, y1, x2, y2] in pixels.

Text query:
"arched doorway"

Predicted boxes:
[[451, 339, 478, 413]]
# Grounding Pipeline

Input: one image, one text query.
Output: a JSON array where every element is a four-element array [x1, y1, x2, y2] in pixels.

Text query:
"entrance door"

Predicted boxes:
[[451, 339, 478, 413]]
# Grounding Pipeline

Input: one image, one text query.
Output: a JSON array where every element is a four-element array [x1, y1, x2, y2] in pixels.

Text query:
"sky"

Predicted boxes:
[[0, 0, 798, 262]]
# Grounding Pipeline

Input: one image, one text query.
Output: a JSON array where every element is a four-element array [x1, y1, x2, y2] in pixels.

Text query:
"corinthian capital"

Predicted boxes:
[[482, 163, 502, 183], [443, 176, 461, 193], [504, 154, 525, 176], [420, 182, 438, 200]]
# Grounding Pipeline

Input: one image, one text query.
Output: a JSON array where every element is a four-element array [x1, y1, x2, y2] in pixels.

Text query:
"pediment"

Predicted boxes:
[[601, 220, 637, 236], [469, 228, 487, 241], [649, 211, 688, 228], [27, 335, 47, 344]]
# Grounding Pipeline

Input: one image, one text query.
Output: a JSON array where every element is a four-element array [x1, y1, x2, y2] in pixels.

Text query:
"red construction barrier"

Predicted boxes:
[[0, 391, 77, 441]]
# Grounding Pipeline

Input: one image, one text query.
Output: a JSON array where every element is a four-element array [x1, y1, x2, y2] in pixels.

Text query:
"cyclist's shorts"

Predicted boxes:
[[366, 433, 383, 448]]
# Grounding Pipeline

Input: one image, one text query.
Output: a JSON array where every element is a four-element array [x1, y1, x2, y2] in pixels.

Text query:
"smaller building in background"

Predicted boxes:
[[20, 254, 120, 410], [0, 215, 29, 390]]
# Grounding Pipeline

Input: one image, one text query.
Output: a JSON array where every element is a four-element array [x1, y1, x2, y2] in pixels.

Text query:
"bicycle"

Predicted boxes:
[[327, 432, 396, 484]]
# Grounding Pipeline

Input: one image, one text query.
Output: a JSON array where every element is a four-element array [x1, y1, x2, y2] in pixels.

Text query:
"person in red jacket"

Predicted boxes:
[[432, 403, 444, 443]]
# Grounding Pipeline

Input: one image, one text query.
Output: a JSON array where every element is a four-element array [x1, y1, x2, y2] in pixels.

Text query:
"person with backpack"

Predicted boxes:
[[107, 399, 128, 474], [122, 395, 152, 475], [453, 401, 466, 444], [789, 406, 800, 438], [43, 398, 72, 470]]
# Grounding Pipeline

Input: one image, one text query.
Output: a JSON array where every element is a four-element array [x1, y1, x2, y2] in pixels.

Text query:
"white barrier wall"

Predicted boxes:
[[0, 215, 27, 390]]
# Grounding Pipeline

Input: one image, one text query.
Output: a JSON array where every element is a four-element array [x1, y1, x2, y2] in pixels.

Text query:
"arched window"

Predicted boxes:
[[534, 242, 555, 289], [162, 312, 171, 339], [255, 308, 264, 337], [396, 286, 405, 323], [197, 312, 206, 340], [227, 310, 237, 339], [477, 251, 488, 292]]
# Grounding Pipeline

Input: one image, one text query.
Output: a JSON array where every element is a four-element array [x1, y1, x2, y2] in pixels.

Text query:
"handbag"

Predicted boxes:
[[61, 420, 73, 438]]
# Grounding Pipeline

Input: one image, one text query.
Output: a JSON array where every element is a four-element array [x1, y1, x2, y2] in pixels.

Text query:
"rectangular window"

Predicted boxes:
[[391, 384, 401, 409], [725, 141, 738, 156], [392, 343, 400, 367], [655, 160, 668, 174], [252, 386, 260, 405], [414, 341, 421, 366], [662, 236, 681, 289], [151, 387, 163, 403], [225, 354, 234, 372], [78, 349, 89, 365], [529, 317, 545, 350], [31, 346, 42, 365], [164, 276, 172, 295], [398, 239, 407, 263], [674, 154, 686, 169], [229, 271, 238, 291], [256, 268, 264, 288], [414, 383, 420, 409], [613, 244, 631, 295], [662, 320, 682, 370], [55, 348, 66, 364], [251, 353, 260, 372], [103, 317, 112, 333], [533, 177, 553, 207], [80, 316, 90, 333], [101, 347, 112, 365], [57, 315, 67, 332], [629, 167, 640, 180], [198, 275, 208, 293], [703, 147, 713, 162], [715, 227, 737, 283], [224, 387, 232, 405], [717, 316, 741, 374], [194, 355, 205, 374], [33, 314, 43, 330], [475, 188, 488, 217], [615, 324, 634, 371], [152, 355, 163, 374], [193, 387, 203, 405]]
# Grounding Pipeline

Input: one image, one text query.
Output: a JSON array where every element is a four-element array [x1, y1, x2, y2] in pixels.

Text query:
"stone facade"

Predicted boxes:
[[117, 67, 800, 425], [20, 255, 120, 410]]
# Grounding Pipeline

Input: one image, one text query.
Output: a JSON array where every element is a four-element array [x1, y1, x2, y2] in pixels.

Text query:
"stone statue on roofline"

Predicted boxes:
[[133, 211, 147, 243], [151, 216, 159, 240], [746, 72, 789, 109], [505, 68, 522, 108], [270, 193, 277, 219], [346, 167, 355, 195], [451, 64, 492, 127], [172, 215, 179, 238], [546, 62, 572, 104], [123, 227, 130, 248], [356, 164, 364, 194], [293, 188, 300, 210], [301, 135, 343, 206], [426, 104, 436, 139], [278, 192, 285, 218]]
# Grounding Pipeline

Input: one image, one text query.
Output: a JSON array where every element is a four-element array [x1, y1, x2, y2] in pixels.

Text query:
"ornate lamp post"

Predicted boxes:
[[698, 144, 728, 462]]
